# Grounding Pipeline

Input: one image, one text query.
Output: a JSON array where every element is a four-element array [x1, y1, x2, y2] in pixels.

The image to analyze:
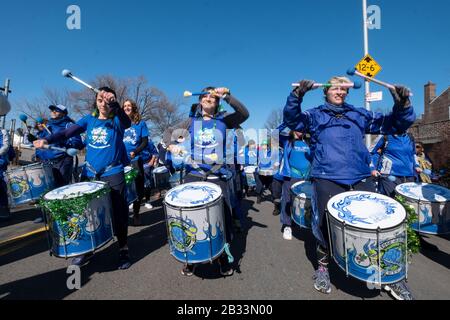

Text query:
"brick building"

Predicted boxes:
[[409, 82, 450, 169]]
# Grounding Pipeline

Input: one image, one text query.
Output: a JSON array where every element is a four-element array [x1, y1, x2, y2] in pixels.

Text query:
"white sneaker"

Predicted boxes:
[[144, 202, 153, 209], [128, 204, 134, 211], [283, 227, 292, 240]]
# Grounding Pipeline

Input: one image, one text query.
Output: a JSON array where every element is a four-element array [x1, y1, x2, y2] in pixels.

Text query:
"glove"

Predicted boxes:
[[293, 80, 315, 98], [389, 85, 411, 108]]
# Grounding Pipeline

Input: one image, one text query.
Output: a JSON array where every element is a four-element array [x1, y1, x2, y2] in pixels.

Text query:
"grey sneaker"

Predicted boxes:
[[384, 280, 414, 300], [313, 265, 331, 294]]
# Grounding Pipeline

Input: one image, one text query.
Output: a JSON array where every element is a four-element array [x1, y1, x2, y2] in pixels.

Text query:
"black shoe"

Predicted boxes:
[[218, 260, 234, 277], [181, 264, 196, 276], [118, 250, 131, 270], [256, 196, 262, 204], [272, 203, 281, 216], [71, 253, 93, 267]]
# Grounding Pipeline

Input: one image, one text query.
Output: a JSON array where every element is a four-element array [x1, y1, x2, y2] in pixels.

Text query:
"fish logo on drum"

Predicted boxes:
[[168, 217, 198, 253], [9, 177, 29, 198], [355, 238, 405, 275]]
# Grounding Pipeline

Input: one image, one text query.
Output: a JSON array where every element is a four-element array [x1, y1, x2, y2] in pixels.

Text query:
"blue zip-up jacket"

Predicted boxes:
[[370, 134, 416, 177], [283, 93, 416, 184], [36, 116, 84, 160], [277, 123, 312, 179]]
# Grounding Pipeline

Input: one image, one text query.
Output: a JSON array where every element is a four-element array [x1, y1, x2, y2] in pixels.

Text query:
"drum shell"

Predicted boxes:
[[169, 170, 184, 189], [395, 184, 450, 235], [258, 168, 275, 177], [164, 196, 226, 264], [44, 184, 114, 258], [6, 163, 55, 207], [290, 187, 311, 229], [153, 167, 170, 189], [327, 213, 407, 285], [244, 166, 257, 187], [124, 168, 138, 205]]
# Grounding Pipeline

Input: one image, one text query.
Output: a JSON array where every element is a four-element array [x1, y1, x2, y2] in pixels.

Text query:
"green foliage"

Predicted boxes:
[[395, 195, 421, 257]]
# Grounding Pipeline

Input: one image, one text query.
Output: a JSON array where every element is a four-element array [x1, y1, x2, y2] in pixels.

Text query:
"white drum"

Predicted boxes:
[[327, 191, 407, 285], [244, 166, 257, 187], [395, 182, 450, 234], [291, 181, 312, 229], [41, 181, 114, 258], [164, 182, 226, 264], [153, 166, 170, 189], [124, 166, 138, 205]]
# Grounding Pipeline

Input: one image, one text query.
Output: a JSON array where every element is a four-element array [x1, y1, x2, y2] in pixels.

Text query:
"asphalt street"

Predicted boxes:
[[1, 194, 449, 300]]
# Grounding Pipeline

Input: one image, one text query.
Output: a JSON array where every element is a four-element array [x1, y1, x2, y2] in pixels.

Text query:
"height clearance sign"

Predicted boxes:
[[355, 54, 382, 78]]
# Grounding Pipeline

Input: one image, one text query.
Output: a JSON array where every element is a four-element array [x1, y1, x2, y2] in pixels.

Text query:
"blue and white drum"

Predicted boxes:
[[6, 163, 55, 207], [42, 182, 113, 258], [258, 168, 275, 176], [395, 182, 450, 235], [291, 181, 312, 229], [164, 182, 226, 264], [124, 166, 138, 205], [153, 166, 170, 189], [244, 166, 257, 187], [327, 191, 407, 285]]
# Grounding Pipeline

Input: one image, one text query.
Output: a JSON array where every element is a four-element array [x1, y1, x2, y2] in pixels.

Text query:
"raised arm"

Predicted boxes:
[[283, 80, 315, 132], [222, 94, 250, 128]]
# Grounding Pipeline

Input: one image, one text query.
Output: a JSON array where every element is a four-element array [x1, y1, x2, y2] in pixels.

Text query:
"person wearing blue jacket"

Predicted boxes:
[[32, 105, 84, 187], [122, 99, 149, 225], [240, 139, 258, 196], [370, 134, 416, 197], [255, 140, 281, 204], [276, 124, 311, 240], [166, 86, 249, 277], [0, 129, 11, 220], [34, 87, 133, 270], [283, 76, 416, 300]]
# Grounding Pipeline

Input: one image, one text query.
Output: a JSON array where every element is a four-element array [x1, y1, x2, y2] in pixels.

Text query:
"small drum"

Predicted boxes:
[[327, 191, 407, 285], [291, 181, 312, 229], [124, 166, 138, 205], [244, 166, 257, 187], [41, 182, 113, 258], [258, 168, 275, 177], [395, 182, 450, 234], [153, 166, 170, 189], [6, 163, 55, 207], [164, 182, 226, 264]]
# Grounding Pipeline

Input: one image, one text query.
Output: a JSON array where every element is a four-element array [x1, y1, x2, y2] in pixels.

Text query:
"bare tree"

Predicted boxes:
[[264, 108, 284, 130]]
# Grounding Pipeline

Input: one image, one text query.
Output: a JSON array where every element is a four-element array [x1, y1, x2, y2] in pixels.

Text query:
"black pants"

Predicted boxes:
[[377, 175, 415, 198], [131, 158, 145, 214], [83, 172, 129, 248], [51, 156, 74, 188], [311, 177, 376, 263]]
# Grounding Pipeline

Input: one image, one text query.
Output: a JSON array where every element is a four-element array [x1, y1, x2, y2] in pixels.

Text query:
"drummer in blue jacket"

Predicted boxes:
[[276, 124, 311, 240], [240, 139, 258, 196], [31, 105, 84, 187], [283, 76, 416, 300], [255, 140, 280, 204], [370, 134, 416, 197]]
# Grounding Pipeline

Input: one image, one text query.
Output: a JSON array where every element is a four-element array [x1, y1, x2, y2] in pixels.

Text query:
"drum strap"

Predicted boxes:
[[85, 161, 120, 180]]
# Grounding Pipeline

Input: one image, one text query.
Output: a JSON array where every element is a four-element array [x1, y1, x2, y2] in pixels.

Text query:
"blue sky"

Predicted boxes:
[[1, 0, 449, 131]]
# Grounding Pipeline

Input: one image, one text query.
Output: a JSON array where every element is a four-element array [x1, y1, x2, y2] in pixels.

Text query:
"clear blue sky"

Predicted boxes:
[[1, 0, 449, 131]]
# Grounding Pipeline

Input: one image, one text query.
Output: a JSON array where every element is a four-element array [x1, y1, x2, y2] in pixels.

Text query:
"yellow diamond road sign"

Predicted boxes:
[[355, 54, 382, 78]]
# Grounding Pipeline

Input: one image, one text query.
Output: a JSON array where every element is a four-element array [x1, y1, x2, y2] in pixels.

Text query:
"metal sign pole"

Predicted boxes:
[[363, 0, 371, 148]]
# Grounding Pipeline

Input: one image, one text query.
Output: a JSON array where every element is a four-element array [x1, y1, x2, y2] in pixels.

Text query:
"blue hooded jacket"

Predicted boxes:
[[283, 93, 416, 184], [370, 134, 416, 177], [36, 116, 84, 160]]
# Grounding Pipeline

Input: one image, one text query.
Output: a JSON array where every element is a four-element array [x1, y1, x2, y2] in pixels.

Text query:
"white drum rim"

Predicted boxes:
[[290, 180, 312, 199], [327, 191, 406, 230], [395, 182, 450, 203], [164, 182, 223, 208], [43, 181, 108, 200], [154, 166, 169, 173], [124, 166, 133, 174], [244, 166, 257, 173]]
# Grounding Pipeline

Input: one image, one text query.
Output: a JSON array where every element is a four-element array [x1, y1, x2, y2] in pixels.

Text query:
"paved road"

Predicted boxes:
[[1, 195, 449, 300]]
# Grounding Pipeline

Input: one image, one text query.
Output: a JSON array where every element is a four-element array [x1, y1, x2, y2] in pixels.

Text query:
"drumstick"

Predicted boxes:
[[346, 67, 413, 96], [184, 91, 209, 97], [43, 145, 78, 157], [62, 69, 100, 94], [36, 117, 52, 134], [291, 81, 362, 89]]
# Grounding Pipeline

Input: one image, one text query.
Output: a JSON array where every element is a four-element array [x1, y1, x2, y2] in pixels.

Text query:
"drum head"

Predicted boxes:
[[154, 166, 169, 174], [44, 182, 107, 200], [291, 181, 312, 198], [396, 182, 450, 203], [165, 182, 222, 208], [327, 191, 406, 230], [244, 166, 257, 174]]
